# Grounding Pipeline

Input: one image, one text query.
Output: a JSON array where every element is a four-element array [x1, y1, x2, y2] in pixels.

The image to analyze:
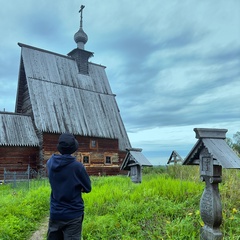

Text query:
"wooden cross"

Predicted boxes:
[[79, 5, 85, 28]]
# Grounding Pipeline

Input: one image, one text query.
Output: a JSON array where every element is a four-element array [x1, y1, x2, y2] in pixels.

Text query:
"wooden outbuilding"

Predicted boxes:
[[0, 8, 131, 178]]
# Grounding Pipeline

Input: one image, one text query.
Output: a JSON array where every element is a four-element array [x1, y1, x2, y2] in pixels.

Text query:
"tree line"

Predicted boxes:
[[227, 131, 240, 157]]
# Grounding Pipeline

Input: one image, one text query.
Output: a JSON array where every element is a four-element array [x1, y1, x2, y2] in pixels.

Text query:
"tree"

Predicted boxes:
[[233, 131, 240, 156], [226, 131, 240, 157], [226, 137, 233, 148]]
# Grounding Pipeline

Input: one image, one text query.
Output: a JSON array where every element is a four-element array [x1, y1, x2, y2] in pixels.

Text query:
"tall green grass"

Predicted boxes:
[[82, 172, 203, 240], [0, 181, 50, 240], [0, 166, 239, 239], [82, 166, 240, 239]]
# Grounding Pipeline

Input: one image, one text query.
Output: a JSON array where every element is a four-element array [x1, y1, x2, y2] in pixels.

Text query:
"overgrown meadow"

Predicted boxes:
[[0, 166, 240, 240]]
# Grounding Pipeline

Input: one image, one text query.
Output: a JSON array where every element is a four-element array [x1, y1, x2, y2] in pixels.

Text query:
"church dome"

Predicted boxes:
[[74, 27, 88, 46]]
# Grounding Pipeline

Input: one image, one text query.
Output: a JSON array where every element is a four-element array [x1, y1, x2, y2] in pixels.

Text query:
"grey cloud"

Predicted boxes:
[[160, 27, 208, 50], [119, 68, 239, 131], [206, 45, 240, 64], [0, 0, 239, 163]]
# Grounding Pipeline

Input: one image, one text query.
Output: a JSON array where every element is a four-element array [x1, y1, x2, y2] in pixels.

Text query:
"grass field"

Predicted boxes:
[[0, 165, 240, 239]]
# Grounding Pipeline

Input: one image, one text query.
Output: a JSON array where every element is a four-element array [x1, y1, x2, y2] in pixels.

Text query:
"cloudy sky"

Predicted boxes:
[[0, 0, 239, 165]]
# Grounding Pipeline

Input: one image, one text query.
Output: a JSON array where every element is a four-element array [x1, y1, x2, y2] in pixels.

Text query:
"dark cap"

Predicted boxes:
[[57, 133, 79, 154]]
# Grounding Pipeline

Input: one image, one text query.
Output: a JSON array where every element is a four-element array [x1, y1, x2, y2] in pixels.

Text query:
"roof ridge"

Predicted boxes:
[[0, 111, 31, 116], [18, 42, 73, 60]]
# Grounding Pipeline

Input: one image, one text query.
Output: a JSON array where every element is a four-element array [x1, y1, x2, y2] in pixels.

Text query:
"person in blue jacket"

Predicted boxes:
[[47, 133, 91, 240]]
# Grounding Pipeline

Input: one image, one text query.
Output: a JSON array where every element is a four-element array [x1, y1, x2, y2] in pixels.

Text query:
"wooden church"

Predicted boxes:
[[0, 6, 132, 178]]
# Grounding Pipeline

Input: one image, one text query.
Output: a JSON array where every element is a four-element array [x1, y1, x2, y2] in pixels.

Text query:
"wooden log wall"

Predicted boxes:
[[42, 133, 127, 176], [0, 146, 39, 179]]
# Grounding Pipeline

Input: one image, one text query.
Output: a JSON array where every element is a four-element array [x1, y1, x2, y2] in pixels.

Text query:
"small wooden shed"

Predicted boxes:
[[120, 148, 152, 183]]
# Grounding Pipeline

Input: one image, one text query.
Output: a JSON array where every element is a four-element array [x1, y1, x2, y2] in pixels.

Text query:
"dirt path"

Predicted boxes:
[[29, 217, 49, 240]]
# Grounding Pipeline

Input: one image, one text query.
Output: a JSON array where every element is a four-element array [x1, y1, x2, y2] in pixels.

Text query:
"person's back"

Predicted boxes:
[[47, 133, 91, 240]]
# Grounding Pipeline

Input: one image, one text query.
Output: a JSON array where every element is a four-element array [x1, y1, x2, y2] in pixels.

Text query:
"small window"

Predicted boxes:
[[83, 156, 90, 164], [105, 156, 112, 164], [90, 140, 97, 149]]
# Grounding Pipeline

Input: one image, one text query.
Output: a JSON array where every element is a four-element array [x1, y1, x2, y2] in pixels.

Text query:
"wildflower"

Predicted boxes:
[[199, 220, 204, 227], [232, 208, 238, 214]]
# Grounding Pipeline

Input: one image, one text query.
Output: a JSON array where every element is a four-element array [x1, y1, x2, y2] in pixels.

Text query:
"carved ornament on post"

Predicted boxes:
[[199, 147, 222, 240]]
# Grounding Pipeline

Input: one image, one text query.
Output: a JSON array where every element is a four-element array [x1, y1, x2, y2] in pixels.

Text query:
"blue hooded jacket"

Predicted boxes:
[[47, 154, 91, 220]]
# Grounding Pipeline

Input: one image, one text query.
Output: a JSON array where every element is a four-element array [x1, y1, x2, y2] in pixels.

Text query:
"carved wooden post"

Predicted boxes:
[[199, 147, 222, 239], [183, 128, 240, 240]]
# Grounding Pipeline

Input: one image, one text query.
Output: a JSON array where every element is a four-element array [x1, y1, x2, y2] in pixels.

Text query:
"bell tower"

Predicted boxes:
[[68, 5, 93, 74]]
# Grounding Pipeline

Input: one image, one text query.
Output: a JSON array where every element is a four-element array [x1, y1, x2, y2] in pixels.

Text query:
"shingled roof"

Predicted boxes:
[[15, 43, 131, 151], [0, 112, 39, 146], [120, 148, 152, 171], [183, 128, 240, 169]]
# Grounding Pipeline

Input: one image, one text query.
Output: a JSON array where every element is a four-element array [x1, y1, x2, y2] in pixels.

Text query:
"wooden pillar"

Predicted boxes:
[[130, 165, 142, 183], [199, 147, 223, 240]]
